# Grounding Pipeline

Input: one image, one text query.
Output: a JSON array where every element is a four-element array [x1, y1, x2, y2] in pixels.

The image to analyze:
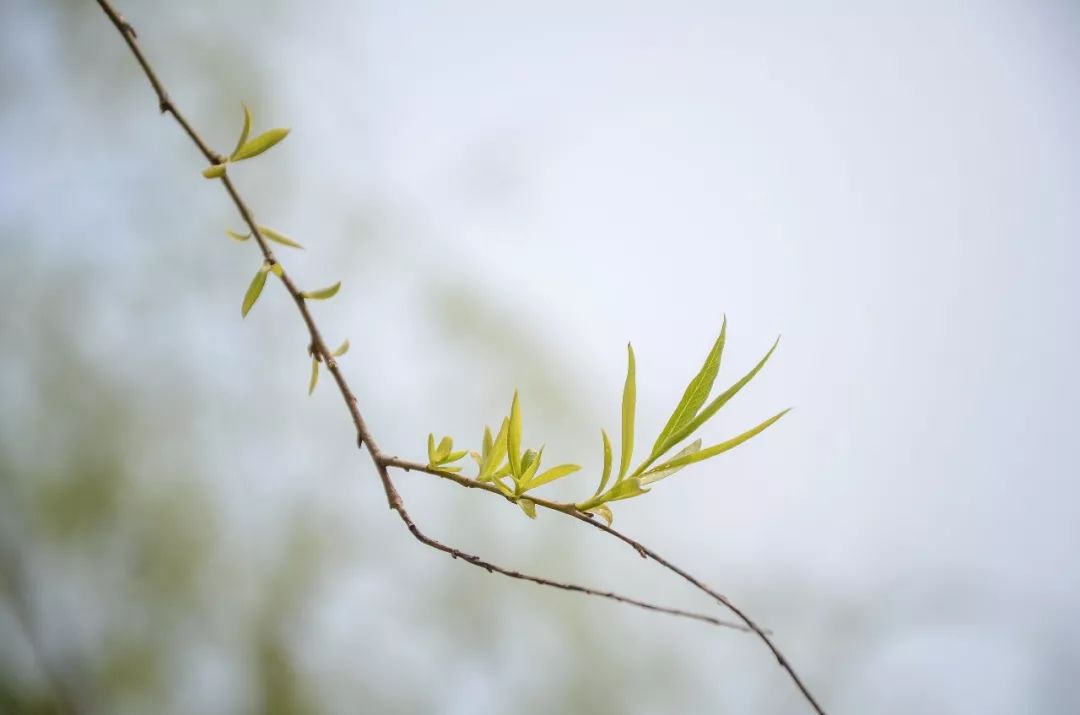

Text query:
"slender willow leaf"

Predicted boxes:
[[602, 476, 648, 503], [507, 391, 522, 477], [232, 128, 290, 161], [427, 433, 437, 464], [526, 463, 581, 490], [269, 263, 283, 277], [333, 339, 350, 357], [651, 319, 726, 459], [480, 418, 509, 480], [593, 430, 613, 497], [653, 409, 790, 472], [588, 504, 613, 526], [618, 344, 636, 481], [434, 465, 463, 473], [226, 229, 250, 242], [434, 436, 453, 463], [259, 225, 304, 250], [443, 450, 468, 463], [202, 163, 227, 179], [230, 103, 253, 160], [241, 264, 270, 318], [301, 282, 341, 300], [518, 498, 537, 519], [308, 356, 319, 395], [518, 447, 544, 492], [639, 439, 701, 486], [481, 426, 493, 461], [660, 337, 780, 456]]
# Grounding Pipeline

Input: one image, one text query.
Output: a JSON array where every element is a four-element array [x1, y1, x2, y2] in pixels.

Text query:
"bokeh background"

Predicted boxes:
[[2, 1, 1079, 713]]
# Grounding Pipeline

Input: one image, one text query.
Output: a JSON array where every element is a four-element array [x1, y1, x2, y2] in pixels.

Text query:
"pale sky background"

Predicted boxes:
[[2, 1, 1079, 713]]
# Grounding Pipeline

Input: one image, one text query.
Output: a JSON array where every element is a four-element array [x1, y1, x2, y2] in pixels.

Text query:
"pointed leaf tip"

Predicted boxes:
[[231, 127, 291, 161], [241, 264, 270, 317], [332, 339, 350, 357], [301, 282, 341, 300], [258, 226, 303, 250], [618, 343, 637, 481], [308, 356, 319, 395], [230, 102, 253, 160]]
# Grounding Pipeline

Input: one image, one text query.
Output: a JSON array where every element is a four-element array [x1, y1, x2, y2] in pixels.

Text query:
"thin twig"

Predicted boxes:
[[92, 3, 827, 713]]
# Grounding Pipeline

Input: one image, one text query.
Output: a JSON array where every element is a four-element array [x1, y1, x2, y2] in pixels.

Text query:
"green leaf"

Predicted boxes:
[[507, 391, 522, 477], [269, 263, 283, 277], [241, 264, 270, 318], [618, 344, 636, 481], [518, 498, 537, 519], [651, 319, 726, 460], [226, 229, 250, 242], [434, 465, 463, 473], [480, 418, 509, 480], [639, 439, 701, 486], [427, 433, 437, 464], [526, 463, 581, 490], [661, 337, 780, 455], [652, 409, 790, 472], [519, 446, 544, 489], [332, 339, 349, 357], [258, 226, 304, 250], [434, 436, 453, 463], [592, 430, 613, 497], [301, 282, 341, 300], [231, 127, 290, 161], [230, 102, 253, 160], [202, 163, 227, 179], [602, 476, 649, 503], [308, 356, 319, 396], [443, 450, 468, 463], [481, 426, 493, 461], [587, 504, 613, 526]]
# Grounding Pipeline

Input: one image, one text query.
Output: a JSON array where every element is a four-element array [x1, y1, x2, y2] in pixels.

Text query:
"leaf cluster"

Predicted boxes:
[[425, 320, 788, 525], [202, 103, 290, 179]]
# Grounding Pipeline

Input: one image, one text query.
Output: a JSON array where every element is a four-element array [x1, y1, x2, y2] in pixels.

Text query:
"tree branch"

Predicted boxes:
[[92, 2, 827, 712]]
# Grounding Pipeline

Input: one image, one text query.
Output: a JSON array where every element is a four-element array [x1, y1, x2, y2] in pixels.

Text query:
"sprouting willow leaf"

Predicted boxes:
[[434, 465, 463, 473], [588, 504, 613, 526], [241, 263, 270, 318], [332, 339, 349, 357], [650, 319, 726, 460], [226, 229, 250, 242], [434, 436, 453, 463], [202, 163, 227, 179], [618, 344, 636, 482], [639, 439, 702, 486], [602, 476, 649, 503], [518, 498, 537, 519], [658, 337, 781, 459], [427, 433, 437, 464], [480, 418, 510, 480], [519, 446, 544, 489], [308, 356, 319, 396], [507, 390, 522, 478], [593, 429, 613, 497], [231, 127, 291, 161], [230, 102, 253, 160], [481, 426, 494, 462], [443, 450, 468, 463], [526, 463, 581, 490], [489, 475, 514, 497], [301, 282, 341, 300], [652, 409, 790, 473], [269, 263, 283, 277], [258, 225, 304, 250]]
